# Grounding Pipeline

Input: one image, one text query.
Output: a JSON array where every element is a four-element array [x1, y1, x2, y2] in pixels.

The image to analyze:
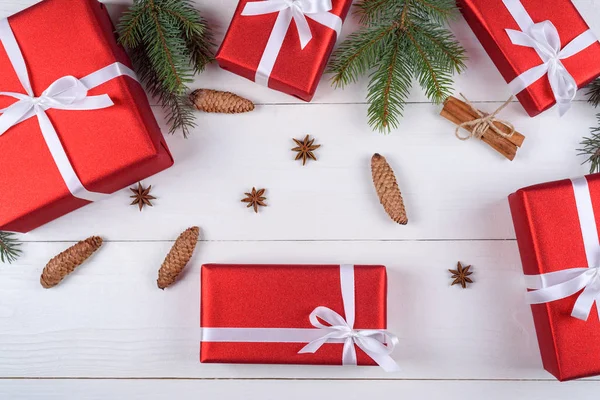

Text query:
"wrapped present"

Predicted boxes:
[[215, 0, 352, 101], [458, 0, 600, 117], [0, 0, 173, 233], [509, 174, 600, 381], [200, 264, 400, 371]]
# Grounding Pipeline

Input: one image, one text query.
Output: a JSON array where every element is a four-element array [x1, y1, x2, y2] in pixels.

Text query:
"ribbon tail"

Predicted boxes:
[[355, 339, 400, 372], [342, 337, 357, 366], [292, 9, 312, 49], [35, 107, 109, 202], [571, 282, 599, 321]]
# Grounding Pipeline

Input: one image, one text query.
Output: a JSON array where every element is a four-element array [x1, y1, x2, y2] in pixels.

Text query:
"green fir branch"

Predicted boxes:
[[117, 0, 214, 136], [328, 0, 466, 133], [0, 231, 22, 264], [579, 114, 600, 174], [587, 78, 600, 108]]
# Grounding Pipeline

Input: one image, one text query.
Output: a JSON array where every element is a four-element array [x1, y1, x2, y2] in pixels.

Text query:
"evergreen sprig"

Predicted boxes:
[[0, 231, 22, 264], [579, 80, 600, 173], [579, 114, 600, 174], [117, 0, 214, 137], [328, 0, 466, 132]]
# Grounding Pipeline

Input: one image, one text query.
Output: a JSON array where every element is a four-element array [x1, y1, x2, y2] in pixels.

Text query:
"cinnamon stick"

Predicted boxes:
[[451, 97, 525, 148], [441, 96, 524, 161]]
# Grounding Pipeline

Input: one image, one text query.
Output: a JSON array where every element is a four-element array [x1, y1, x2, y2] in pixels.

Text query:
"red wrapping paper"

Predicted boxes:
[[458, 0, 600, 116], [215, 0, 352, 101], [509, 174, 600, 381], [200, 264, 388, 366], [0, 0, 173, 233]]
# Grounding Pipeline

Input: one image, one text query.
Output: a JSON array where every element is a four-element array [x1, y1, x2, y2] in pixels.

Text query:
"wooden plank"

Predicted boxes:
[[3, 379, 600, 400], [0, 240, 551, 379], [21, 101, 592, 241]]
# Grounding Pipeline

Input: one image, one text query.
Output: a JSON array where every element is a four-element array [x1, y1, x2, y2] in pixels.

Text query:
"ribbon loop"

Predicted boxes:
[[503, 0, 598, 116]]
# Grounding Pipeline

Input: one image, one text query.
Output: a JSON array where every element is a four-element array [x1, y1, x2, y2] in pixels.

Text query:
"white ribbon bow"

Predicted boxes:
[[525, 177, 600, 321], [503, 0, 598, 116], [200, 264, 400, 372], [299, 306, 400, 371], [241, 0, 342, 86], [0, 18, 139, 201]]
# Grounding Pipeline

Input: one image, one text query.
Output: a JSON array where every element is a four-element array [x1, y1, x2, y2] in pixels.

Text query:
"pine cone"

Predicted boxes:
[[40, 236, 103, 288], [190, 89, 254, 113], [157, 226, 200, 289], [371, 154, 408, 225]]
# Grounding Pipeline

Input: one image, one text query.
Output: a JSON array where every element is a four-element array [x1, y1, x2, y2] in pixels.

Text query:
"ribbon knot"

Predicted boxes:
[[298, 305, 399, 371]]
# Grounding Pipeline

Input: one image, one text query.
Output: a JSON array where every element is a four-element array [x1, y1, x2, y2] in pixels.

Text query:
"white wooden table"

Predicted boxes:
[[2, 0, 600, 398]]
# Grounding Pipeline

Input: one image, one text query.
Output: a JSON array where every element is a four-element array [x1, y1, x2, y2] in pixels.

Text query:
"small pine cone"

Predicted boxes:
[[157, 226, 200, 289], [40, 236, 103, 288], [190, 89, 254, 114], [371, 154, 408, 225]]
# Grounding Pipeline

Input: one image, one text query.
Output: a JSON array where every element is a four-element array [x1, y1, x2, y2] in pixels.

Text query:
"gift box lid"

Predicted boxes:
[[0, 0, 173, 232]]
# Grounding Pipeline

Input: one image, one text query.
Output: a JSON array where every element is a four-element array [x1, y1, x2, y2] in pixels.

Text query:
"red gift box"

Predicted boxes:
[[0, 0, 173, 233], [200, 264, 399, 370], [458, 0, 600, 116], [215, 0, 352, 101], [509, 174, 600, 381]]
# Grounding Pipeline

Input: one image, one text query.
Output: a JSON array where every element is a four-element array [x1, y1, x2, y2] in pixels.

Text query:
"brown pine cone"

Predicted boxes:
[[371, 153, 408, 225], [190, 89, 254, 113], [157, 226, 200, 289], [40, 236, 103, 288]]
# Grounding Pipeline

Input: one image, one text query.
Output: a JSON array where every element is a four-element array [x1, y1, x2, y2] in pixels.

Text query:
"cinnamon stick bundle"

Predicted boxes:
[[441, 96, 525, 161]]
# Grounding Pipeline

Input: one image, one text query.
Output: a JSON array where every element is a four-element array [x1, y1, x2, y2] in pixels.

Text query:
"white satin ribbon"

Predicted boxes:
[[0, 18, 139, 202], [241, 0, 342, 86], [201, 264, 400, 372], [503, 0, 598, 116], [524, 177, 600, 321]]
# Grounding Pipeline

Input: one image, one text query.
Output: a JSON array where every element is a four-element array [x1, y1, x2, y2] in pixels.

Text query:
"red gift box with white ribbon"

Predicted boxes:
[[510, 174, 600, 380], [0, 0, 173, 232], [215, 0, 352, 101], [459, 0, 600, 117], [200, 264, 399, 370]]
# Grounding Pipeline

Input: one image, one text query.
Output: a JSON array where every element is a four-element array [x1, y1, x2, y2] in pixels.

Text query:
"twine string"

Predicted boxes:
[[456, 94, 515, 141]]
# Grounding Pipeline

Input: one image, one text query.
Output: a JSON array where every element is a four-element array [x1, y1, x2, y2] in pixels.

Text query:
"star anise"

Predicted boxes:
[[449, 262, 473, 289], [241, 187, 267, 213], [130, 182, 156, 211], [292, 134, 321, 165]]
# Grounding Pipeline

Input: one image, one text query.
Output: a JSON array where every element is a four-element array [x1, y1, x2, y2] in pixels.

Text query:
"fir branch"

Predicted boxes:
[[327, 25, 396, 87], [587, 78, 600, 108], [328, 0, 465, 133], [117, 0, 214, 136], [578, 114, 600, 174], [367, 38, 412, 130], [0, 231, 22, 264]]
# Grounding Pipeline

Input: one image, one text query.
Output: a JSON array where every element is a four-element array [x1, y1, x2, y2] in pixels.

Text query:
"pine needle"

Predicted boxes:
[[328, 0, 466, 133], [0, 231, 22, 264], [578, 113, 600, 174], [117, 0, 214, 137], [587, 78, 600, 108]]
